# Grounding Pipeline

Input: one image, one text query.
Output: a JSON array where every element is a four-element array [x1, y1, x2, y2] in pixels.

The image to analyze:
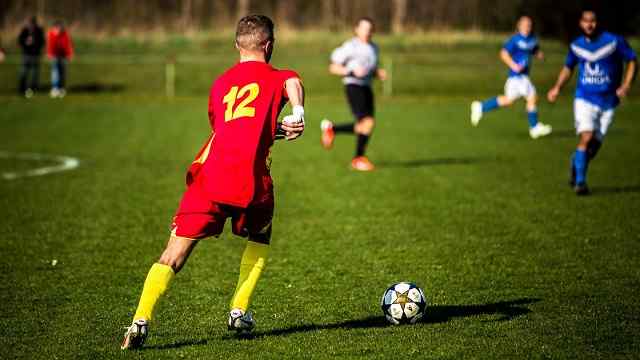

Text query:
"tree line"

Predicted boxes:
[[1, 0, 638, 40]]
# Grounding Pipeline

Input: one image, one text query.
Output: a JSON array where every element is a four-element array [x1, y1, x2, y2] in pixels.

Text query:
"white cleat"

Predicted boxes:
[[228, 308, 255, 335], [529, 123, 552, 139], [471, 101, 483, 127], [121, 319, 148, 350], [50, 88, 60, 98]]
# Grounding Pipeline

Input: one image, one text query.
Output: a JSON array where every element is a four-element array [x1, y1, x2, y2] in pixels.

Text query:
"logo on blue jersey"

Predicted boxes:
[[582, 62, 610, 85], [570, 41, 617, 87]]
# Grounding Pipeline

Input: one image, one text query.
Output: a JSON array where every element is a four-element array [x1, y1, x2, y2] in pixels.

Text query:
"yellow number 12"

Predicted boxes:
[[222, 83, 260, 122]]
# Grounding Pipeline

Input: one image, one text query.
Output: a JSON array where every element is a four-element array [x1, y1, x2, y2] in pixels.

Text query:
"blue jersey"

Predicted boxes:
[[503, 33, 539, 77], [566, 31, 637, 109]]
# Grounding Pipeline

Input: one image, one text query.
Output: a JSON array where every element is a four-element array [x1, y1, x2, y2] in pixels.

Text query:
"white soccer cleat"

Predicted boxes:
[[121, 319, 148, 350], [471, 101, 483, 126], [529, 123, 552, 139], [228, 308, 255, 334], [50, 88, 60, 98]]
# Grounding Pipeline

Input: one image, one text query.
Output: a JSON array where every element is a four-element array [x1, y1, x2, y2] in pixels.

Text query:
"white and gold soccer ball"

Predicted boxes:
[[381, 282, 427, 324]]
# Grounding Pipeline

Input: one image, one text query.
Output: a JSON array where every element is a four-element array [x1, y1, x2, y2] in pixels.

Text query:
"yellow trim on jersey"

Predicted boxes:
[[193, 133, 215, 165]]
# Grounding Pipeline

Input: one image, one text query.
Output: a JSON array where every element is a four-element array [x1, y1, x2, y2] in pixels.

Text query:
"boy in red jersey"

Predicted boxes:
[[122, 15, 305, 349]]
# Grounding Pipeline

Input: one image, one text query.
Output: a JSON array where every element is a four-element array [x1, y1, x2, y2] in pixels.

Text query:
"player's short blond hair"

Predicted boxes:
[[235, 15, 274, 51]]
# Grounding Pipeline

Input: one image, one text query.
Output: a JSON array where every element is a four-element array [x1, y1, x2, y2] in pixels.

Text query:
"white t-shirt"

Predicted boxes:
[[330, 37, 379, 86]]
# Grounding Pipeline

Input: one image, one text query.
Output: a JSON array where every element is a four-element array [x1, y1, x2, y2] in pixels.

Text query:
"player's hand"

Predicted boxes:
[[536, 51, 545, 61], [616, 84, 630, 98], [511, 63, 524, 73], [547, 87, 560, 103], [281, 105, 305, 141], [281, 118, 304, 140], [353, 66, 369, 78], [377, 69, 388, 81]]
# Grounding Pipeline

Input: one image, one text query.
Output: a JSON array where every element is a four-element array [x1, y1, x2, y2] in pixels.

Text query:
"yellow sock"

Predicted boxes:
[[133, 263, 175, 321], [230, 241, 269, 311]]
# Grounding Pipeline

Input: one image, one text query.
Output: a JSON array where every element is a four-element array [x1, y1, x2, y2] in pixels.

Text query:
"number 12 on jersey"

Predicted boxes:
[[223, 83, 260, 122]]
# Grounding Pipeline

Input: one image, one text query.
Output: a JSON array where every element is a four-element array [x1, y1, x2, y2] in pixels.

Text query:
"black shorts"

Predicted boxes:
[[345, 84, 374, 120]]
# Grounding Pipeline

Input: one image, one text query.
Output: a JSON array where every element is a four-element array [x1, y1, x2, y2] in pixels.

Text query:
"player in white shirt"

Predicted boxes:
[[321, 17, 387, 171]]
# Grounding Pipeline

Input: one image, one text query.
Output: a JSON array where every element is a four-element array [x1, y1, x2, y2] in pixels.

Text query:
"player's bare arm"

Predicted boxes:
[[617, 59, 637, 98], [547, 66, 574, 102], [329, 62, 368, 78], [500, 49, 523, 73], [280, 77, 305, 140], [329, 62, 349, 76]]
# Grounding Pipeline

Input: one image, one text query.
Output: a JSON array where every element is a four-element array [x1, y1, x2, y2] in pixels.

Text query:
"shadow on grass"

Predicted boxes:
[[551, 128, 625, 139], [253, 298, 540, 338], [68, 82, 125, 93], [590, 185, 640, 195], [143, 298, 540, 349], [378, 156, 495, 168], [145, 338, 209, 350], [549, 129, 578, 138]]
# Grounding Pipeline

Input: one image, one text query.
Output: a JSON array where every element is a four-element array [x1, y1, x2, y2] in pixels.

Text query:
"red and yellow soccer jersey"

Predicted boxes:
[[187, 61, 299, 208]]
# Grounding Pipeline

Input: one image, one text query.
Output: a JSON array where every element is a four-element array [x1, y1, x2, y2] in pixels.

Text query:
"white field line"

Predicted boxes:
[[0, 151, 80, 180]]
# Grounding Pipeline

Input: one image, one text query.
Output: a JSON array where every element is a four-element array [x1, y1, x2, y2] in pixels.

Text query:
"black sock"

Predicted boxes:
[[587, 138, 602, 160], [356, 134, 370, 157], [333, 123, 354, 133]]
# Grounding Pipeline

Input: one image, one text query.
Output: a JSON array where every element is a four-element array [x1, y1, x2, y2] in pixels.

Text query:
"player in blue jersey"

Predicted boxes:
[[471, 16, 552, 139], [547, 10, 637, 195]]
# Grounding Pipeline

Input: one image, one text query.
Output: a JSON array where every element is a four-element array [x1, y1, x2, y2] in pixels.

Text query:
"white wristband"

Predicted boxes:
[[292, 105, 305, 118]]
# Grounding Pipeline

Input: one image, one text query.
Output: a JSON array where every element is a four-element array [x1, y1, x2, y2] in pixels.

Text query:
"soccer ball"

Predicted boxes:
[[381, 282, 427, 324]]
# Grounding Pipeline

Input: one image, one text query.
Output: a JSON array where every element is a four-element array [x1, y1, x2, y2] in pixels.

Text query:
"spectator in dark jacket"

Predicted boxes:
[[18, 16, 45, 97]]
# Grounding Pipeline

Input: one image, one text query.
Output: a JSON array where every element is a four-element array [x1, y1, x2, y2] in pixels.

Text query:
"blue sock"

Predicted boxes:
[[481, 97, 499, 113], [527, 111, 539, 128], [573, 150, 588, 185]]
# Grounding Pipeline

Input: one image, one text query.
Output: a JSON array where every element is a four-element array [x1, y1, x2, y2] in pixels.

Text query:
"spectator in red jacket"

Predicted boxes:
[[47, 20, 73, 98]]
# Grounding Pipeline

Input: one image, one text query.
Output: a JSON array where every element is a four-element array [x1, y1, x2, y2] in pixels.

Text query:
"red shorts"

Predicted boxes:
[[171, 181, 274, 242]]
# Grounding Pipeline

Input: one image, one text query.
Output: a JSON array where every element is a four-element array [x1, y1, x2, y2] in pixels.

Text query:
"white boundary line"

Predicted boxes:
[[0, 151, 80, 180]]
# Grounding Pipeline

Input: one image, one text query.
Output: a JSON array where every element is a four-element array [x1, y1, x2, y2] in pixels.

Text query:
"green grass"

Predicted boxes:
[[1, 36, 640, 358]]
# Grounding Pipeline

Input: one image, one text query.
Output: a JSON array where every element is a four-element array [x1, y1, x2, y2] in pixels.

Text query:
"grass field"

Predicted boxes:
[[1, 34, 640, 358]]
